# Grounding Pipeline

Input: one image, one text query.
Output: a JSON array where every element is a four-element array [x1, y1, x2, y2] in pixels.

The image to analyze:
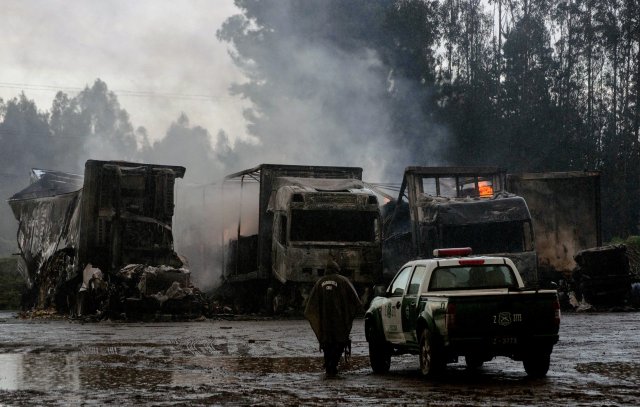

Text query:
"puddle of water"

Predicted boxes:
[[0, 354, 21, 390], [0, 353, 173, 391], [0, 351, 371, 392]]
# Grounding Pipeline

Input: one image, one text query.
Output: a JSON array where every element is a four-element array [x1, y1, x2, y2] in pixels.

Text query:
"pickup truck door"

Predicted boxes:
[[401, 265, 427, 343], [381, 265, 413, 344]]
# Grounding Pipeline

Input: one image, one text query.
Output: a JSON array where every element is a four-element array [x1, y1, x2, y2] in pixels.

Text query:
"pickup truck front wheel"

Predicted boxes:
[[523, 351, 551, 378], [369, 340, 391, 374], [367, 324, 391, 374], [419, 328, 442, 378]]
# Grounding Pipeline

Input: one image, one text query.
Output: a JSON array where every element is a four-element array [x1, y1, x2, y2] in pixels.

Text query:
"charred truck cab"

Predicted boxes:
[[222, 164, 383, 313], [384, 167, 537, 285]]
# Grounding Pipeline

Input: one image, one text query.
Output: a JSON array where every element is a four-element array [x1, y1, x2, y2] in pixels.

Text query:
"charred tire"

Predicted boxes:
[[367, 324, 391, 374], [523, 351, 551, 378], [465, 355, 484, 369], [265, 288, 276, 315], [419, 328, 443, 378], [272, 293, 284, 315]]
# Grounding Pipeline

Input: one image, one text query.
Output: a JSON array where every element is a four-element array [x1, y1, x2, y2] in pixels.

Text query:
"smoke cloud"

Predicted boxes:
[[1, 1, 448, 291]]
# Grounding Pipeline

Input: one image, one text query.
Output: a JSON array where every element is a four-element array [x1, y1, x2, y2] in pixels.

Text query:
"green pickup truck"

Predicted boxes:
[[365, 248, 560, 378]]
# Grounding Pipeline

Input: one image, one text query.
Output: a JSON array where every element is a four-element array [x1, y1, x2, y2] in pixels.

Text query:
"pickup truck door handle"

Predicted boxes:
[[395, 301, 401, 309]]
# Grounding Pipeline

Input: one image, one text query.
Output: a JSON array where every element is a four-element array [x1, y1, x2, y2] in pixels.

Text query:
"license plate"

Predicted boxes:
[[492, 337, 517, 345]]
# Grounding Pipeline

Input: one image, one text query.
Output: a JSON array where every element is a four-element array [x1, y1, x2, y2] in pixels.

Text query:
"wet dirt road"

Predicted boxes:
[[0, 311, 639, 406]]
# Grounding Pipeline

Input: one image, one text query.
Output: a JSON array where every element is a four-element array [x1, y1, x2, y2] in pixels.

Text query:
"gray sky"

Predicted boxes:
[[0, 0, 248, 145]]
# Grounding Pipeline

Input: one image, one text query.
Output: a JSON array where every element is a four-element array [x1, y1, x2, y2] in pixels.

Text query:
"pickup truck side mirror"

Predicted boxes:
[[373, 285, 387, 298]]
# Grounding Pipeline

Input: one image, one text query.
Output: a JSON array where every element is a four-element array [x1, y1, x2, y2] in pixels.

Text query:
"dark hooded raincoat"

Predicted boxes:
[[304, 273, 361, 345]]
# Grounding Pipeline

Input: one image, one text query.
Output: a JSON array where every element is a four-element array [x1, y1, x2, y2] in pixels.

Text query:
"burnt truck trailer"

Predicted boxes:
[[504, 171, 632, 306], [383, 167, 537, 285], [8, 160, 202, 318], [506, 171, 602, 281], [221, 164, 383, 313]]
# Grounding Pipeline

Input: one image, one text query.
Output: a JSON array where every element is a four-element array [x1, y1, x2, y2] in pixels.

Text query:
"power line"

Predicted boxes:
[[0, 81, 223, 102], [0, 129, 85, 140]]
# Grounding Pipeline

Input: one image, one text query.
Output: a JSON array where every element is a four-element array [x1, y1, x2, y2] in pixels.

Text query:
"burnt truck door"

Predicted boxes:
[[401, 264, 428, 343], [381, 265, 413, 344], [419, 226, 438, 259]]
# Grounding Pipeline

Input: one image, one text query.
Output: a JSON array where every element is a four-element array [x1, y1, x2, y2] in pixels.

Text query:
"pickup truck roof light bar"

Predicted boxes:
[[433, 247, 473, 257]]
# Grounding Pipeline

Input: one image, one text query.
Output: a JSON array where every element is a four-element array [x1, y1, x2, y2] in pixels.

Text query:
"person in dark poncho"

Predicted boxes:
[[304, 260, 362, 376]]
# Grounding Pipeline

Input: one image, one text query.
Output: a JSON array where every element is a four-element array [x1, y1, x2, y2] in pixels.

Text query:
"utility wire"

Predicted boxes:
[[0, 81, 223, 101], [0, 129, 121, 140]]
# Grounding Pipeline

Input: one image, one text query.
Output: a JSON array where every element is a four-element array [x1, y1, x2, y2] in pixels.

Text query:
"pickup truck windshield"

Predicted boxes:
[[429, 265, 517, 291], [290, 209, 378, 242]]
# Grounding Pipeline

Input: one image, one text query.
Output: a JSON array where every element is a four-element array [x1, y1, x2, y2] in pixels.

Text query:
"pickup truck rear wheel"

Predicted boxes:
[[419, 328, 442, 378], [465, 355, 484, 369], [523, 351, 551, 378]]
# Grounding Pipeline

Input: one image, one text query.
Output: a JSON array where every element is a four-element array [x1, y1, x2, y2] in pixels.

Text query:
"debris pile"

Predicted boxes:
[[109, 264, 205, 320], [572, 245, 632, 308]]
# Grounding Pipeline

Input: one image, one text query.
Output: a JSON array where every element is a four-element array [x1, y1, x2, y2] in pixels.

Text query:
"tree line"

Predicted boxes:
[[218, 0, 640, 240]]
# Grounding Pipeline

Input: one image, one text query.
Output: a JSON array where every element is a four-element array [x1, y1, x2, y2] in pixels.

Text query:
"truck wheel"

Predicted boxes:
[[367, 323, 391, 374], [419, 328, 442, 378], [523, 352, 551, 378], [272, 293, 284, 315], [369, 340, 391, 374], [465, 355, 484, 369]]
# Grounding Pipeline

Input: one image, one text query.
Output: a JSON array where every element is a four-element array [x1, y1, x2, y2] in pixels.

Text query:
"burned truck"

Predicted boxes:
[[506, 171, 602, 282], [384, 167, 537, 284], [221, 164, 383, 313], [8, 160, 203, 319], [507, 172, 635, 307]]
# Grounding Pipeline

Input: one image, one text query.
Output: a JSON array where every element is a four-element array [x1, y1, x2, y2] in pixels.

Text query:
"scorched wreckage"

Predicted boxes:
[[6, 159, 632, 318], [221, 164, 383, 313], [8, 160, 205, 319], [383, 167, 537, 284]]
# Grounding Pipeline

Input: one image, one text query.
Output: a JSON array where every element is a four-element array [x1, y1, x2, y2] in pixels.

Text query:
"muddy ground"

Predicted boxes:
[[0, 311, 639, 406]]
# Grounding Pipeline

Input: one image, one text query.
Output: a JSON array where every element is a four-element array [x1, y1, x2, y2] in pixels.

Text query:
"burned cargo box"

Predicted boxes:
[[8, 160, 202, 318], [8, 169, 84, 308], [78, 160, 184, 271], [507, 171, 602, 283], [573, 245, 632, 307]]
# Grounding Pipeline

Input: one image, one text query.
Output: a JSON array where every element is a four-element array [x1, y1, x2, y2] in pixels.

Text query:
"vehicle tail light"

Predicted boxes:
[[553, 297, 561, 327], [446, 303, 456, 331]]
